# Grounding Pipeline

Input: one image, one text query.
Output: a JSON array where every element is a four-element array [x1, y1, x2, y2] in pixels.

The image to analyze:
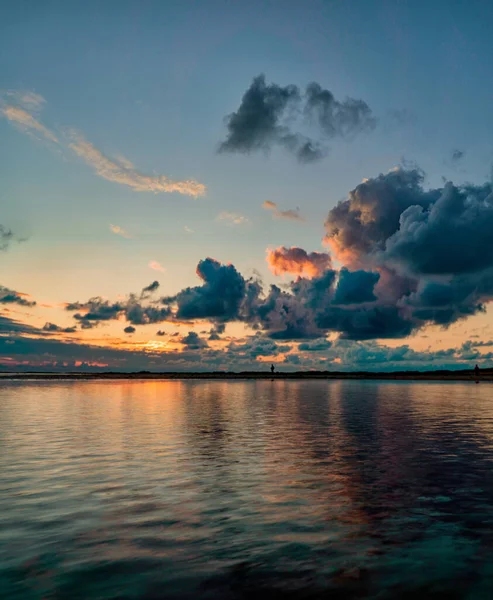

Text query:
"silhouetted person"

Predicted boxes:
[[475, 363, 480, 380], [270, 364, 275, 374]]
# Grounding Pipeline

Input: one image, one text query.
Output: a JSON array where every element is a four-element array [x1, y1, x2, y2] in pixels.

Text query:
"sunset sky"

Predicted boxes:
[[3, 0, 493, 371]]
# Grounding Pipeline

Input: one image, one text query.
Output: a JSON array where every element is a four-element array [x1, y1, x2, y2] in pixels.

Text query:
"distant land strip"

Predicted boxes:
[[1, 370, 492, 381]]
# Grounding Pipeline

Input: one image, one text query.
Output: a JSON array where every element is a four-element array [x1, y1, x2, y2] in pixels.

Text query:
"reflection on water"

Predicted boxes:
[[2, 380, 493, 598]]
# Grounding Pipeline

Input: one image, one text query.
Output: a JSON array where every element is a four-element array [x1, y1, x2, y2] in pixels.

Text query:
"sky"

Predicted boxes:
[[2, 0, 493, 371]]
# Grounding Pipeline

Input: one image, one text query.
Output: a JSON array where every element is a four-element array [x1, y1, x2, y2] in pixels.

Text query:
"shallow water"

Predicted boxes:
[[1, 380, 493, 599]]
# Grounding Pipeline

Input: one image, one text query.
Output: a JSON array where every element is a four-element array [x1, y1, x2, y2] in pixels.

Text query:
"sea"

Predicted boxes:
[[1, 379, 493, 599]]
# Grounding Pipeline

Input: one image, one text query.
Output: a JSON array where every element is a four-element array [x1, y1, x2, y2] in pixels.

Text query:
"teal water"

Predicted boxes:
[[1, 380, 493, 599]]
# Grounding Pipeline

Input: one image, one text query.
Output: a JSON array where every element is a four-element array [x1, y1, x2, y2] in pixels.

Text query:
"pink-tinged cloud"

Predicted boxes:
[[110, 224, 131, 238], [0, 105, 58, 143], [262, 200, 304, 222], [217, 211, 249, 225], [149, 260, 166, 272], [267, 246, 332, 278], [69, 133, 206, 198]]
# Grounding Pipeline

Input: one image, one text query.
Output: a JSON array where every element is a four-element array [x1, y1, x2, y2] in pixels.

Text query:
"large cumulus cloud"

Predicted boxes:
[[163, 258, 257, 321], [60, 168, 493, 343], [323, 167, 493, 328]]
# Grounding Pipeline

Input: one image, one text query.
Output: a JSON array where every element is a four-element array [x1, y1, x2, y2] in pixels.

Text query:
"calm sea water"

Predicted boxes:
[[1, 380, 493, 599]]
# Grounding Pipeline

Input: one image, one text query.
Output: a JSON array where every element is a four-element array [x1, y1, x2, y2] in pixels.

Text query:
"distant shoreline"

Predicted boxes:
[[1, 370, 491, 382]]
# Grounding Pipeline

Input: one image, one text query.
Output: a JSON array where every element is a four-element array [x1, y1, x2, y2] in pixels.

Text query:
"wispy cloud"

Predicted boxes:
[[262, 200, 304, 222], [110, 224, 132, 238], [68, 132, 205, 197], [184, 226, 194, 234], [1, 89, 206, 198], [4, 90, 46, 111], [217, 211, 249, 225], [0, 105, 59, 144], [149, 260, 166, 272]]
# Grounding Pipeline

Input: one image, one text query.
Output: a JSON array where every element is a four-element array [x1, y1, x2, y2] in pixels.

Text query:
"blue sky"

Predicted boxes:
[[2, 0, 493, 371]]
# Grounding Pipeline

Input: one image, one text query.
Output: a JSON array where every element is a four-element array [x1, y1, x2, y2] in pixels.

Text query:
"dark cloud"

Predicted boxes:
[[0, 315, 43, 335], [218, 74, 301, 156], [156, 330, 166, 337], [124, 326, 136, 334], [324, 168, 438, 265], [219, 74, 375, 163], [164, 258, 252, 321], [141, 280, 160, 296], [227, 333, 290, 358], [208, 323, 225, 340], [451, 149, 465, 162], [332, 268, 379, 304], [383, 181, 493, 276], [43, 322, 76, 333], [0, 225, 13, 251], [66, 295, 171, 328], [304, 82, 376, 139], [0, 333, 224, 372], [0, 286, 36, 307], [298, 338, 332, 352], [58, 168, 493, 344], [180, 331, 208, 349]]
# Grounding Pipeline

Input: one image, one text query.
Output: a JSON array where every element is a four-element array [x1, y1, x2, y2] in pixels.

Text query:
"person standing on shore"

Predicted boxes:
[[474, 364, 480, 380]]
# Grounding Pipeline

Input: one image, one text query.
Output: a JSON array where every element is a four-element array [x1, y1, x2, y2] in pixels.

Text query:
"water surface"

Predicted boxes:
[[1, 380, 493, 599]]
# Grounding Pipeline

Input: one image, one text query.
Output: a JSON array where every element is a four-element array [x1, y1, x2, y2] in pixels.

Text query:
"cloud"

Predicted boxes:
[[66, 294, 171, 328], [164, 258, 254, 322], [0, 226, 13, 251], [43, 322, 76, 333], [3, 90, 46, 111], [149, 261, 165, 273], [324, 168, 437, 265], [304, 82, 376, 139], [0, 315, 44, 335], [227, 333, 290, 358], [298, 338, 332, 352], [184, 226, 194, 234], [332, 268, 379, 304], [208, 323, 225, 340], [141, 280, 160, 295], [124, 326, 136, 334], [2, 328, 491, 372], [180, 331, 208, 349], [217, 211, 249, 225], [218, 74, 375, 163], [156, 330, 166, 337], [262, 200, 304, 221], [110, 224, 131, 238], [218, 74, 301, 155], [267, 246, 331, 278], [2, 89, 206, 198], [59, 166, 493, 343], [451, 149, 465, 162], [0, 104, 58, 144], [0, 286, 36, 307], [68, 132, 205, 197]]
